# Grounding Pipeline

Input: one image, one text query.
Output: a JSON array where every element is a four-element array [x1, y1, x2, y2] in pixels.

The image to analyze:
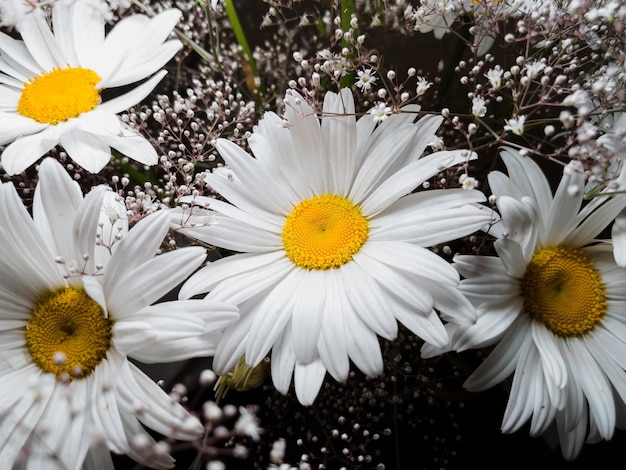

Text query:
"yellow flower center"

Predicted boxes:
[[18, 67, 101, 124], [282, 194, 369, 270], [25, 287, 112, 381], [522, 246, 607, 337]]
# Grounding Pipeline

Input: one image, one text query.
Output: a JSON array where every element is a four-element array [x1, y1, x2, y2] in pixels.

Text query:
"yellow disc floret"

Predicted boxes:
[[18, 67, 101, 124], [282, 194, 369, 270], [522, 246, 607, 337], [25, 287, 112, 380]]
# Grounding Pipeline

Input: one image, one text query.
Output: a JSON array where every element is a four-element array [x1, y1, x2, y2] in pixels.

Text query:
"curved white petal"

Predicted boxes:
[[361, 149, 476, 216], [33, 157, 83, 263], [294, 359, 326, 406], [107, 246, 207, 318], [1, 128, 59, 175], [271, 321, 296, 394], [321, 88, 357, 195]]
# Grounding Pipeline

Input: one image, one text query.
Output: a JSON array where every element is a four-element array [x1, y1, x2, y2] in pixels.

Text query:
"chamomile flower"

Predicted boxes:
[[0, 1, 182, 174], [0, 158, 239, 468], [173, 88, 492, 405], [423, 147, 626, 459]]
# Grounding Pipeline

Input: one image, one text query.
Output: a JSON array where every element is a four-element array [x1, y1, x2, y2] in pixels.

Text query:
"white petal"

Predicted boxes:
[[1, 128, 59, 175], [322, 88, 357, 195], [349, 122, 417, 204], [494, 237, 527, 278], [283, 90, 326, 194], [32, 157, 83, 262], [531, 322, 568, 401], [63, 1, 104, 67], [567, 338, 615, 440], [59, 128, 113, 173], [360, 149, 476, 216], [83, 275, 108, 317], [120, 361, 202, 440], [17, 7, 66, 70], [343, 305, 383, 377], [316, 270, 350, 382], [245, 269, 303, 366], [464, 317, 531, 391], [395, 308, 448, 348], [0, 183, 63, 293], [360, 241, 460, 285], [215, 138, 295, 215], [100, 70, 168, 112], [212, 308, 255, 374], [271, 322, 296, 394], [353, 251, 433, 314], [498, 147, 553, 221], [568, 196, 626, 248], [544, 164, 584, 245], [291, 270, 326, 363], [107, 246, 207, 318], [612, 209, 626, 268], [501, 342, 543, 433], [104, 211, 171, 294], [100, 124, 159, 167], [186, 256, 291, 306], [179, 250, 284, 298], [294, 359, 326, 406], [0, 112, 46, 145], [340, 261, 397, 340], [452, 298, 522, 351], [73, 185, 108, 274]]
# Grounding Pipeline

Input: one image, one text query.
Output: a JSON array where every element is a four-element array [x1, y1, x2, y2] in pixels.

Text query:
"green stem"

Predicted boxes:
[[224, 0, 257, 76]]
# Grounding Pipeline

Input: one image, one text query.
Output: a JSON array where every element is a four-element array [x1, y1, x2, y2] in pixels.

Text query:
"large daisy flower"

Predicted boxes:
[[172, 88, 492, 405], [0, 1, 182, 174], [0, 158, 239, 468], [423, 147, 626, 459]]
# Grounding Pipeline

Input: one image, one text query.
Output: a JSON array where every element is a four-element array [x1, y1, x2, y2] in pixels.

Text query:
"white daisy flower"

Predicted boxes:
[[0, 158, 239, 468], [423, 147, 626, 459], [173, 88, 492, 405], [0, 2, 182, 175]]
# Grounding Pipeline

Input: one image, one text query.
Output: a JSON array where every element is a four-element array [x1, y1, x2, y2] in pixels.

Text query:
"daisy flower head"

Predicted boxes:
[[0, 158, 239, 468], [0, 1, 182, 175], [173, 88, 492, 406], [423, 147, 626, 459]]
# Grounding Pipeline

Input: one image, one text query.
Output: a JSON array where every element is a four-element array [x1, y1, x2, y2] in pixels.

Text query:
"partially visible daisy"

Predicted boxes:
[[598, 112, 626, 266], [173, 88, 492, 405], [423, 147, 626, 459], [0, 1, 182, 174], [0, 158, 239, 468]]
